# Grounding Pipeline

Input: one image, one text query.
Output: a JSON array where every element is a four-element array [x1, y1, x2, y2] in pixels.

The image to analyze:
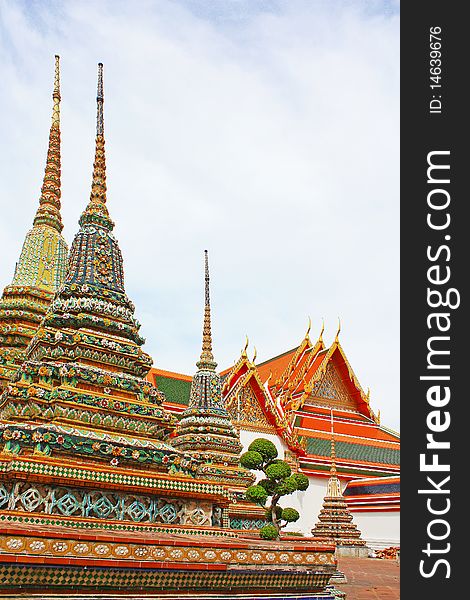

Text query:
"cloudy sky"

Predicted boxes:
[[0, 0, 400, 429]]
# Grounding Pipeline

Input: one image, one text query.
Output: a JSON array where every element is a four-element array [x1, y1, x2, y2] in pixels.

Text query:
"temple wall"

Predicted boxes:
[[347, 511, 400, 549]]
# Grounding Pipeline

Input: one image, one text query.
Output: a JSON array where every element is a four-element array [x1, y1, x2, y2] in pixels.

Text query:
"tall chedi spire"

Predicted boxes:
[[198, 251, 216, 370], [30, 54, 64, 235], [311, 411, 367, 555], [173, 252, 253, 490], [0, 64, 192, 476], [0, 56, 68, 389]]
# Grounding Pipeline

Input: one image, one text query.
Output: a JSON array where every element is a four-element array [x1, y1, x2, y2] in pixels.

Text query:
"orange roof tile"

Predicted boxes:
[[297, 413, 399, 444], [256, 346, 299, 383]]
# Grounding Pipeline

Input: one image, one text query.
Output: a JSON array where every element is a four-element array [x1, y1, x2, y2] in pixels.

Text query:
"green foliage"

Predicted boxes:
[[274, 475, 299, 496], [241, 437, 309, 541], [248, 438, 278, 462], [240, 450, 263, 470], [259, 524, 278, 540], [265, 461, 291, 480], [265, 505, 283, 522], [291, 472, 309, 491], [281, 508, 300, 523], [258, 478, 276, 494], [245, 484, 268, 506]]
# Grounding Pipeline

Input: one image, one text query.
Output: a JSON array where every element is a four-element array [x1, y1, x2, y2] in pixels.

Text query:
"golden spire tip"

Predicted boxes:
[[242, 335, 249, 358], [335, 317, 341, 342], [319, 318, 325, 342], [197, 250, 216, 369], [51, 55, 61, 124], [305, 316, 312, 338]]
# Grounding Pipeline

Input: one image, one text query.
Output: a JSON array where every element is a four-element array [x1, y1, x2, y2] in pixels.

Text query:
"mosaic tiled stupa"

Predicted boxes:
[[0, 56, 68, 391], [173, 251, 254, 490], [0, 61, 337, 597], [311, 414, 368, 557], [0, 63, 183, 466]]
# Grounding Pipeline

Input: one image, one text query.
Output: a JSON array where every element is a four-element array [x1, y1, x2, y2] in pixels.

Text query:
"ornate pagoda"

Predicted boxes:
[[172, 251, 253, 490], [0, 56, 68, 391], [0, 62, 222, 525], [0, 61, 337, 597], [311, 413, 368, 557]]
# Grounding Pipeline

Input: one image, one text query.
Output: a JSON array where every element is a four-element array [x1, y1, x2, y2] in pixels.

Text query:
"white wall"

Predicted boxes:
[[350, 511, 400, 549]]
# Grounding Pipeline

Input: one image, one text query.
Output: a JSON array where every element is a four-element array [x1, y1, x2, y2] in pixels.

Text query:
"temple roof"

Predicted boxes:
[[149, 326, 399, 480], [303, 437, 399, 466], [152, 369, 192, 411], [256, 346, 300, 382], [343, 476, 400, 512]]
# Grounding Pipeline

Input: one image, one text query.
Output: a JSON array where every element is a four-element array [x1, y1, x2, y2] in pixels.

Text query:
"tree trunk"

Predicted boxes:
[[270, 494, 281, 539]]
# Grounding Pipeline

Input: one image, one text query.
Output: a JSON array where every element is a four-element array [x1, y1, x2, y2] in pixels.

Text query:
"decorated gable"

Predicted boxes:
[[225, 380, 275, 434], [307, 362, 358, 411]]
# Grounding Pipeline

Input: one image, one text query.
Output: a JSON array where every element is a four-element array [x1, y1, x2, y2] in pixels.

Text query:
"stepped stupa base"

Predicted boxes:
[[328, 570, 348, 584], [325, 584, 347, 598], [0, 521, 337, 598]]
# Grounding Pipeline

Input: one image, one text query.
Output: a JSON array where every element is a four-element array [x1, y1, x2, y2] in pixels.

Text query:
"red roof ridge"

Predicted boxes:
[[345, 475, 400, 485]]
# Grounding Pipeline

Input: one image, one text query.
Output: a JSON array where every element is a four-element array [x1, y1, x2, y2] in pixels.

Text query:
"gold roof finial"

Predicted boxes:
[[265, 370, 273, 387], [335, 317, 341, 343], [305, 316, 312, 339], [241, 335, 249, 358], [197, 250, 216, 370], [252, 346, 257, 364], [319, 318, 325, 342]]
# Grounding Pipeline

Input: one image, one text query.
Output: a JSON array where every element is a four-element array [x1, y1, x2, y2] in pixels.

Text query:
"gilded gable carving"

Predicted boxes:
[[308, 363, 356, 410], [226, 384, 275, 433]]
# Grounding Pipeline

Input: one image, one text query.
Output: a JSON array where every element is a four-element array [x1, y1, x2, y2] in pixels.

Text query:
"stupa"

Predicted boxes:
[[0, 56, 68, 391], [172, 251, 254, 488], [311, 412, 368, 557], [0, 61, 337, 597]]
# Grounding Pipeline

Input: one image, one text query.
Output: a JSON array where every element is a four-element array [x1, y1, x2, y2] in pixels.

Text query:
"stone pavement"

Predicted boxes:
[[337, 556, 400, 599]]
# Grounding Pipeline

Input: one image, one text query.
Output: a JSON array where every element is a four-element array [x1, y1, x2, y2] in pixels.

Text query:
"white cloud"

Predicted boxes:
[[0, 0, 399, 429]]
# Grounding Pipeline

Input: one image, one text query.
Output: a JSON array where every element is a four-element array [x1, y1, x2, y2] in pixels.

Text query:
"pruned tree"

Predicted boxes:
[[240, 438, 309, 540]]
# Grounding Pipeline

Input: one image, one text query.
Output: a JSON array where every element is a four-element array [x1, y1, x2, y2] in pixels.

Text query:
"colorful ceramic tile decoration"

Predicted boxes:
[[0, 56, 68, 391], [0, 59, 338, 598], [172, 251, 255, 491]]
